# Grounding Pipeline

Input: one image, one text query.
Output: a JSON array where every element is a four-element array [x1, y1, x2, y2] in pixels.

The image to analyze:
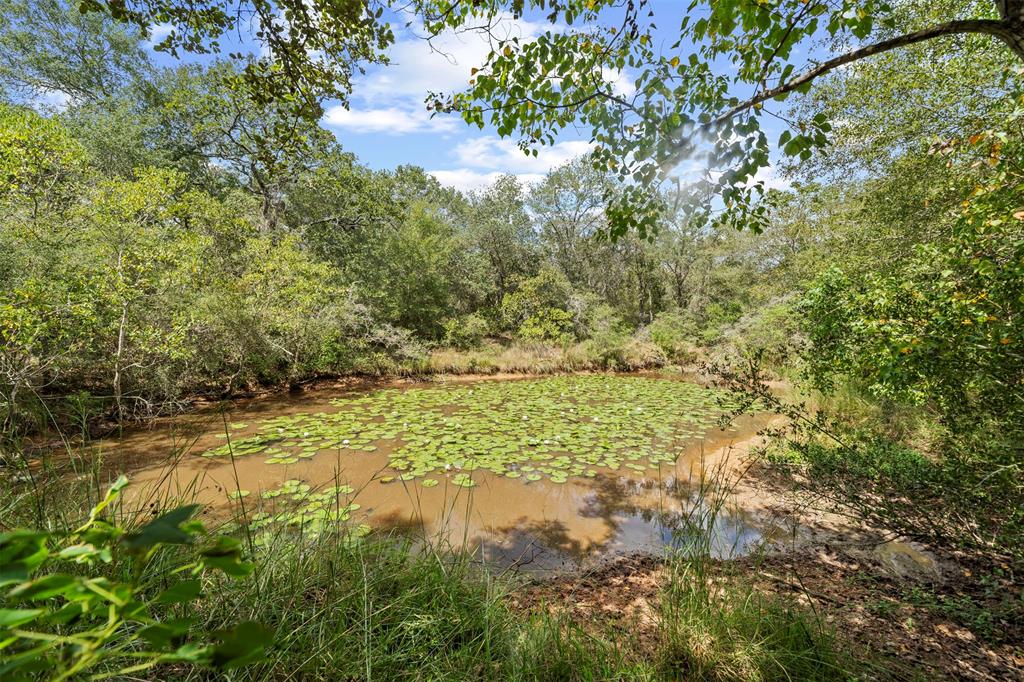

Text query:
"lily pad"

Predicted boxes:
[[199, 375, 741, 488]]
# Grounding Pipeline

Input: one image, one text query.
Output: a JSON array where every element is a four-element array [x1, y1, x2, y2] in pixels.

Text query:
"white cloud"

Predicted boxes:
[[323, 104, 458, 135], [323, 13, 602, 186], [750, 164, 792, 192], [602, 67, 635, 97], [145, 23, 174, 48], [451, 137, 593, 174], [37, 89, 71, 112], [325, 13, 554, 137], [361, 13, 552, 101], [425, 135, 592, 192], [428, 169, 545, 193], [704, 164, 792, 193]]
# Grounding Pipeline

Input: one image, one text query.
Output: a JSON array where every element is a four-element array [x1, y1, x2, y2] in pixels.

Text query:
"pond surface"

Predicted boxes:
[[98, 374, 783, 572]]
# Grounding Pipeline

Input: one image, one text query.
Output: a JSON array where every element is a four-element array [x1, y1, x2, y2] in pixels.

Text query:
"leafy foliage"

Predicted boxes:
[[0, 477, 270, 679], [423, 0, 1023, 233], [442, 313, 490, 350], [802, 133, 1023, 455]]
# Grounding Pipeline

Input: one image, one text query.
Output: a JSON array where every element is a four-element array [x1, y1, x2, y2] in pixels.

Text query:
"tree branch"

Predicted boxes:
[[660, 17, 1024, 174]]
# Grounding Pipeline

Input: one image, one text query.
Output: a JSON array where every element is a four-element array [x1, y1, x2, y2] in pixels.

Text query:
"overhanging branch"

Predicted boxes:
[[660, 16, 1024, 175]]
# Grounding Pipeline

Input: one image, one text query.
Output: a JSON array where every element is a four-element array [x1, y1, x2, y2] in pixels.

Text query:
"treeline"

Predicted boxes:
[[0, 1, 797, 433], [1, 82, 791, 433]]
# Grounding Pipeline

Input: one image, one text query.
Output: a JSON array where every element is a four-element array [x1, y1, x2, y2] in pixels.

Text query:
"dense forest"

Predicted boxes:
[[1, 0, 1022, 679]]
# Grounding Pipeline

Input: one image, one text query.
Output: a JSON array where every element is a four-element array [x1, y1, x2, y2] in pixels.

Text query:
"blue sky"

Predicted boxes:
[[316, 9, 607, 192]]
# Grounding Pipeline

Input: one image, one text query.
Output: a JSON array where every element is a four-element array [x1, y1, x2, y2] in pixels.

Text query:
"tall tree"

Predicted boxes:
[[147, 62, 335, 230], [59, 0, 1024, 235], [0, 0, 149, 104], [530, 158, 612, 289], [469, 175, 539, 304], [427, 0, 1024, 234]]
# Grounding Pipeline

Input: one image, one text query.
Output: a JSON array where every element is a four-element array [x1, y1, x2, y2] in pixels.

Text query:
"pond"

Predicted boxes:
[[98, 374, 784, 572]]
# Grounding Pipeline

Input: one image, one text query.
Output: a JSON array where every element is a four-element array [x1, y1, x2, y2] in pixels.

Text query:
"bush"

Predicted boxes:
[[441, 313, 490, 350], [621, 337, 668, 370], [794, 151, 1024, 558], [645, 310, 699, 364], [0, 478, 270, 679], [579, 305, 631, 369], [500, 267, 576, 343], [517, 307, 575, 344], [724, 300, 802, 365]]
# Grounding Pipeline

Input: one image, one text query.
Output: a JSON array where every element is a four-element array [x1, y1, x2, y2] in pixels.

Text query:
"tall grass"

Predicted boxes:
[[425, 339, 667, 376], [653, 459, 846, 681]]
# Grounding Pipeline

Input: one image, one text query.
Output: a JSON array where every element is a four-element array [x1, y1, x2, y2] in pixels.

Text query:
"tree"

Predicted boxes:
[[65, 0, 1024, 236], [285, 147, 401, 246], [500, 266, 577, 342], [146, 62, 336, 230], [468, 174, 539, 305], [74, 168, 208, 420], [0, 0, 150, 104], [71, 0, 393, 121], [530, 158, 612, 288], [351, 202, 463, 338], [787, 0, 1018, 189], [0, 102, 85, 220], [428, 0, 1024, 234], [654, 192, 710, 313]]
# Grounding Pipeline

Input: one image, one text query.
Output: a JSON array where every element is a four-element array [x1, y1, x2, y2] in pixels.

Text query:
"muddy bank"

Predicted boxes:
[[509, 545, 1024, 680]]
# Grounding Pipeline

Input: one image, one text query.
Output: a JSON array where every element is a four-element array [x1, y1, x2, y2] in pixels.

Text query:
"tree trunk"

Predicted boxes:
[[113, 246, 127, 424]]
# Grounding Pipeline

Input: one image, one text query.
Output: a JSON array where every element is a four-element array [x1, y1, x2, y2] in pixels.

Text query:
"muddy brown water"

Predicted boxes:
[[86, 375, 787, 573]]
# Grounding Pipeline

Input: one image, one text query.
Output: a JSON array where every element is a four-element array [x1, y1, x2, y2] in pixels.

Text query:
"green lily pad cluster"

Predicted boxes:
[[201, 376, 739, 486], [249, 479, 365, 536]]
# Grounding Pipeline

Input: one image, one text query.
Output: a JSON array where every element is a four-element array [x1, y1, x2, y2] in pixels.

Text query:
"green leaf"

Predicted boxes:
[[210, 621, 274, 670], [122, 505, 201, 551], [0, 531, 48, 586], [8, 574, 79, 601], [78, 475, 129, 531], [138, 617, 195, 649], [200, 537, 253, 578], [156, 579, 203, 604], [0, 608, 44, 628]]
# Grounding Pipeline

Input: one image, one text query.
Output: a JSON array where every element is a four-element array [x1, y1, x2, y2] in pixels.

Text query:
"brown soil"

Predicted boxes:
[[508, 548, 1023, 680]]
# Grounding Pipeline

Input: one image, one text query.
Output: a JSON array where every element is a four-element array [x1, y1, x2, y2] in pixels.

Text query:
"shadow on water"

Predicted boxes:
[[473, 472, 778, 574]]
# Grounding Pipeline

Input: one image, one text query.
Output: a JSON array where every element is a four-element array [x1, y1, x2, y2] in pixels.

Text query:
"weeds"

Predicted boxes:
[[654, 459, 846, 682]]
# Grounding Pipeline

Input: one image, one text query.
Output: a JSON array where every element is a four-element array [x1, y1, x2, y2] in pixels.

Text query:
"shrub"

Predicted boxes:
[[500, 267, 576, 343], [795, 150, 1024, 557], [621, 337, 668, 370], [441, 313, 489, 350], [517, 307, 575, 344], [646, 310, 699, 363], [0, 478, 270, 679], [579, 305, 631, 369], [725, 300, 802, 365]]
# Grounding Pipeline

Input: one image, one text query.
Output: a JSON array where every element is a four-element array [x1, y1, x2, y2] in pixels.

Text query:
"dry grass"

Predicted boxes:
[[425, 340, 667, 376]]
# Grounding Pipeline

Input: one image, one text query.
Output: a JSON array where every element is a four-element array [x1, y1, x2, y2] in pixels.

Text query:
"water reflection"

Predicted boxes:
[[475, 473, 777, 573]]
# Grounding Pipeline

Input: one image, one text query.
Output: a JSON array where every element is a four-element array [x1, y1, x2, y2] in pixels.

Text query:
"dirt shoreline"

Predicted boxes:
[[509, 543, 1023, 680], [506, 420, 1024, 680]]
